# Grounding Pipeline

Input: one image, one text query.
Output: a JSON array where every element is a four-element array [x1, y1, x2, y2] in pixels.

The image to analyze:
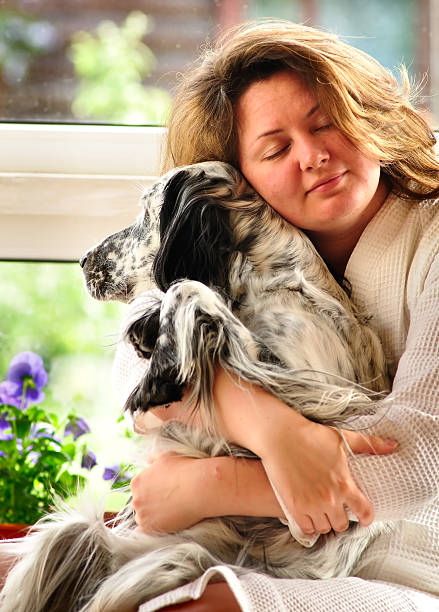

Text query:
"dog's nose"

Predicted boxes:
[[79, 254, 87, 268]]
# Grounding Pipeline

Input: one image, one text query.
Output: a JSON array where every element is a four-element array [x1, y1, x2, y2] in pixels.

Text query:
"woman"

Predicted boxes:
[[114, 20, 439, 611]]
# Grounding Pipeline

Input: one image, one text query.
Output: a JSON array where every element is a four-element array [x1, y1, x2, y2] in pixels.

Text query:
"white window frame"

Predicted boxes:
[[0, 123, 166, 261]]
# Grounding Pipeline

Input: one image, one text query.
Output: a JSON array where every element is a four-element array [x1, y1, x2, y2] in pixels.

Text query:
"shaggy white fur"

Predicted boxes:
[[0, 162, 390, 612]]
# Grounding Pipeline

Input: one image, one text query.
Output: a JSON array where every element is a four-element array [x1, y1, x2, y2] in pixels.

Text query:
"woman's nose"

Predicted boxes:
[[297, 139, 329, 172]]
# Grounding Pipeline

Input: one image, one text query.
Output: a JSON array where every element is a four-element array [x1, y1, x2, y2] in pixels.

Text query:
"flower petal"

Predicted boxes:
[[0, 418, 11, 431], [81, 450, 97, 470], [7, 352, 48, 389], [102, 464, 120, 481], [0, 381, 23, 409]]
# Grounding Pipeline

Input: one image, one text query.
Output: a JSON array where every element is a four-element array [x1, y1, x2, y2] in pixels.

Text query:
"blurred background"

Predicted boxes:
[[1, 0, 437, 507], [0, 0, 437, 124]]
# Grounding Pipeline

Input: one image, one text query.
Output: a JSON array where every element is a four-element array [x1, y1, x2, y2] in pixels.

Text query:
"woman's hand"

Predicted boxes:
[[131, 453, 207, 534], [212, 369, 397, 536], [259, 416, 397, 535]]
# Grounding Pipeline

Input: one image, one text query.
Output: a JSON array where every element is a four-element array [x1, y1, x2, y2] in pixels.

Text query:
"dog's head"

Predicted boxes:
[[81, 161, 249, 302]]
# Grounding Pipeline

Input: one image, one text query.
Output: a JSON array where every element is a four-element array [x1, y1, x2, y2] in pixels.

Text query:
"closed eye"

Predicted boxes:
[[264, 144, 291, 160], [314, 123, 333, 132]]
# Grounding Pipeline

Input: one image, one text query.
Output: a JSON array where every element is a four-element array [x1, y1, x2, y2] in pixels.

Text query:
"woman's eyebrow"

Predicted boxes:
[[306, 103, 320, 118], [255, 128, 283, 142]]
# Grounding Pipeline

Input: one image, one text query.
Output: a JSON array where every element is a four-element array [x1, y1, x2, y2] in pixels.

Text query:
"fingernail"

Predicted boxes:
[[385, 438, 398, 448]]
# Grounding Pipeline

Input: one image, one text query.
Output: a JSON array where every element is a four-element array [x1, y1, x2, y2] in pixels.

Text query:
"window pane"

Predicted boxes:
[[0, 0, 436, 125], [0, 261, 133, 508], [0, 1, 215, 125]]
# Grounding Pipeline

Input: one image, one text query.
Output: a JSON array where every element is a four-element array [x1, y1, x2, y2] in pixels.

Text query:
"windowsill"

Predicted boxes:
[[0, 123, 166, 260]]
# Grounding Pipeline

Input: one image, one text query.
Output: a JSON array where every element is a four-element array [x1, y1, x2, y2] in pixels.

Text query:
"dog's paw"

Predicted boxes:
[[128, 328, 153, 359], [126, 308, 161, 360]]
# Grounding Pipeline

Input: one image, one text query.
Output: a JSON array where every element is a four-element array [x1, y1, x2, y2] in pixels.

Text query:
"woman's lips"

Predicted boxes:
[[307, 172, 347, 194]]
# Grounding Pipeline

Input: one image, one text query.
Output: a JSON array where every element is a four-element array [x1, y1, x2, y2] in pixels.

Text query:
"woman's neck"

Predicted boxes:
[[307, 179, 390, 278], [311, 228, 364, 279]]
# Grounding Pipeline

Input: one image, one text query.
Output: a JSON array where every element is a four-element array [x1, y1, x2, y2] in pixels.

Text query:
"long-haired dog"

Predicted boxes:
[[0, 162, 390, 612]]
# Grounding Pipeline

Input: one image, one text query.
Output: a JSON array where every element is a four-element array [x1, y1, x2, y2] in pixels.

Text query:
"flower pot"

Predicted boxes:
[[0, 524, 28, 588], [0, 523, 29, 540], [0, 514, 118, 542]]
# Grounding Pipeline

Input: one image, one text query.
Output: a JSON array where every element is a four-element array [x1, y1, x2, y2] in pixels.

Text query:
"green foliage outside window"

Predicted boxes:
[[69, 11, 171, 125], [0, 9, 57, 86], [0, 262, 123, 376]]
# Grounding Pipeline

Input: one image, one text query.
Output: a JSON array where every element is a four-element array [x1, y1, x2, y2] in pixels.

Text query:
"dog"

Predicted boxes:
[[0, 161, 390, 612]]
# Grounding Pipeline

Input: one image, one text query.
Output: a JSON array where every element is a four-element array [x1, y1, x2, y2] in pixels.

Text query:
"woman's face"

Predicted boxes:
[[236, 70, 387, 238]]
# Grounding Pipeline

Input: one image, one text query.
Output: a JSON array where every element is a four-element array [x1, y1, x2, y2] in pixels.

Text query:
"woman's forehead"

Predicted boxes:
[[236, 71, 318, 143]]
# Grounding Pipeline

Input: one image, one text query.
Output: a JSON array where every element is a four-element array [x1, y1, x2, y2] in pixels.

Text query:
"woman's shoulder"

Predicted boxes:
[[368, 190, 439, 254], [371, 190, 439, 288], [348, 190, 437, 270], [406, 195, 439, 303]]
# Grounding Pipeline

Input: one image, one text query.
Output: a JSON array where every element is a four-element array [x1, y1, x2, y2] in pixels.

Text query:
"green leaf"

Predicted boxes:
[[15, 417, 32, 440]]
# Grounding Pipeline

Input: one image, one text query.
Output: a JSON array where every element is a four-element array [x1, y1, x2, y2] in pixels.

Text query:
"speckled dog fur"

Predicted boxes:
[[0, 162, 391, 612]]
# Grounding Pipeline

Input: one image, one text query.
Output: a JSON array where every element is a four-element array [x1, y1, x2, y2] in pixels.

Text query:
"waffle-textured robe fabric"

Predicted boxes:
[[113, 192, 439, 611]]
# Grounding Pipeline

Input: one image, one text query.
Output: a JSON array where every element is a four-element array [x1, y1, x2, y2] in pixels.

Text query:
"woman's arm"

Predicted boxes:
[[131, 453, 284, 534], [131, 387, 395, 535]]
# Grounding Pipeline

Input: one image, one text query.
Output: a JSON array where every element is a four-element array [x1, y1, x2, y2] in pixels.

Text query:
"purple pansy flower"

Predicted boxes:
[[103, 464, 120, 481], [2, 352, 48, 408], [27, 451, 41, 465], [81, 449, 97, 470], [30, 422, 60, 444], [0, 418, 13, 441], [103, 463, 130, 483], [64, 417, 90, 441], [0, 417, 11, 432], [0, 380, 23, 409]]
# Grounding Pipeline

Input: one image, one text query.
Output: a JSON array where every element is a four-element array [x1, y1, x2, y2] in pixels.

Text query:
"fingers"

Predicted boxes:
[[324, 506, 350, 533], [310, 514, 332, 534], [298, 501, 364, 535], [342, 430, 398, 455], [292, 480, 373, 535], [345, 488, 374, 526], [295, 514, 316, 535], [297, 510, 349, 535]]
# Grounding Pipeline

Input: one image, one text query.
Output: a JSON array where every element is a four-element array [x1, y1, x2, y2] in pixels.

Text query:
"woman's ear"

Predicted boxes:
[[153, 167, 234, 292]]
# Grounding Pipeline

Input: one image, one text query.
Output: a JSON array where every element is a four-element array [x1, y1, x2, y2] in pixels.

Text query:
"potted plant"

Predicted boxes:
[[0, 351, 130, 537]]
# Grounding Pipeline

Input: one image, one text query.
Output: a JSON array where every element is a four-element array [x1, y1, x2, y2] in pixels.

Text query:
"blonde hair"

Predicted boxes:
[[163, 20, 439, 200]]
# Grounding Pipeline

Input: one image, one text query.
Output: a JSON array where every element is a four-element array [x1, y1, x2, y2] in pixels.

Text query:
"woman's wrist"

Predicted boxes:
[[212, 368, 311, 457], [198, 455, 285, 520]]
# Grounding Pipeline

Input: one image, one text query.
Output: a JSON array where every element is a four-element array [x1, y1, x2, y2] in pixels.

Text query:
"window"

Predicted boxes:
[[0, 1, 436, 125]]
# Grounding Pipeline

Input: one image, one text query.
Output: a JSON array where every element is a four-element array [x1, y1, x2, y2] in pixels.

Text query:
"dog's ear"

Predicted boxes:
[[153, 167, 234, 291]]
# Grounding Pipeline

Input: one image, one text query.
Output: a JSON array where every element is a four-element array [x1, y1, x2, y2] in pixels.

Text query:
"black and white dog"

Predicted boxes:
[[0, 162, 390, 612]]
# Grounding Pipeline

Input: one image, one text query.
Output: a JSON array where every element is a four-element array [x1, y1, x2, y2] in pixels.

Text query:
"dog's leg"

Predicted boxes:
[[124, 292, 162, 360], [124, 280, 261, 418]]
